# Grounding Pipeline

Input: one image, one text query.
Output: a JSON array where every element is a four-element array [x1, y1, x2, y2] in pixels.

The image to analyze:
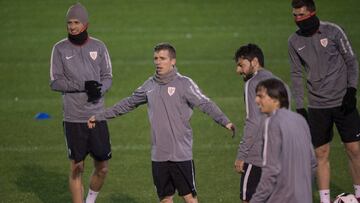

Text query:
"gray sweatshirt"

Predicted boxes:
[[100, 71, 230, 161], [236, 69, 274, 167], [288, 21, 359, 109], [50, 37, 112, 122], [250, 108, 316, 203]]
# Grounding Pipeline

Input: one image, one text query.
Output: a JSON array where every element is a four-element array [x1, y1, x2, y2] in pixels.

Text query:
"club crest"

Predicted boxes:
[[89, 51, 98, 60], [320, 38, 328, 47], [168, 87, 176, 96]]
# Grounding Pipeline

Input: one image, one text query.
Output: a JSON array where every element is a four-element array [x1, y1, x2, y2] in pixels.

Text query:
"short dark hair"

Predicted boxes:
[[256, 78, 289, 109], [154, 42, 176, 59], [234, 43, 264, 67], [291, 0, 316, 12]]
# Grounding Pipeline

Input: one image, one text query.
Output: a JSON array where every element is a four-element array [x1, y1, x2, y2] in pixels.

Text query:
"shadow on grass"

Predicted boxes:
[[331, 181, 352, 197], [109, 193, 141, 203], [15, 164, 69, 203]]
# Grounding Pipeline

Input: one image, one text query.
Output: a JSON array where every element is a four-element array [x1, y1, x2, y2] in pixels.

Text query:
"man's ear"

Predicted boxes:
[[171, 58, 176, 66], [251, 57, 259, 68]]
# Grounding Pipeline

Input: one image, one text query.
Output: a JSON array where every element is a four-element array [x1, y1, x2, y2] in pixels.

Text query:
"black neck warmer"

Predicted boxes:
[[68, 30, 88, 45], [296, 15, 320, 37]]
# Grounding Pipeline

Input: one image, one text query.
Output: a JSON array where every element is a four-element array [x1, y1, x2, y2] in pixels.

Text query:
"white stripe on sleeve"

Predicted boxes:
[[262, 117, 270, 166]]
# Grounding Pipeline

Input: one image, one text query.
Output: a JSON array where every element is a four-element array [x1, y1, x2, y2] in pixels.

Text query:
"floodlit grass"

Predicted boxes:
[[0, 0, 359, 202]]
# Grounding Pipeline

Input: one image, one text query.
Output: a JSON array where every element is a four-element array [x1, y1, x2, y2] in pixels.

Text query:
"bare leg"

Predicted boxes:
[[69, 160, 85, 203], [160, 196, 173, 203], [315, 144, 331, 190], [89, 160, 109, 191], [344, 141, 360, 185], [183, 193, 198, 203]]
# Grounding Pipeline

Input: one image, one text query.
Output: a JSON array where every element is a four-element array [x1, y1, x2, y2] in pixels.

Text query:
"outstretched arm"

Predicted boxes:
[[183, 78, 234, 136], [87, 81, 149, 128]]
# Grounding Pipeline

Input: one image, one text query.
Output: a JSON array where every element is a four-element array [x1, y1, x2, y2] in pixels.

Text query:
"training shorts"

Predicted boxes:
[[63, 121, 111, 163], [152, 160, 197, 200], [308, 107, 360, 148], [240, 163, 262, 201]]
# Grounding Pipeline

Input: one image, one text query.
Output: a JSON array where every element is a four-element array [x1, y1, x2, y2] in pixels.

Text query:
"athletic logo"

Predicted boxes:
[[89, 51, 98, 60], [297, 45, 306, 51], [320, 38, 328, 47], [65, 55, 74, 60], [168, 87, 176, 96]]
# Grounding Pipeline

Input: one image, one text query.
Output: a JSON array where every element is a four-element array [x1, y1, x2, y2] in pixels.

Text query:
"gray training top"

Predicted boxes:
[[236, 69, 274, 167], [50, 37, 112, 122], [98, 70, 230, 162], [288, 21, 359, 109], [250, 108, 316, 203]]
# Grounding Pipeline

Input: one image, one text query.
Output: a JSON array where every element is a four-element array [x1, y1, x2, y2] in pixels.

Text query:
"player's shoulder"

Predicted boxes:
[[288, 31, 299, 43], [320, 21, 342, 30], [321, 21, 348, 37], [251, 69, 274, 83], [257, 69, 273, 78], [143, 76, 155, 86], [53, 38, 69, 49], [176, 72, 194, 84], [277, 108, 306, 125], [88, 37, 107, 47]]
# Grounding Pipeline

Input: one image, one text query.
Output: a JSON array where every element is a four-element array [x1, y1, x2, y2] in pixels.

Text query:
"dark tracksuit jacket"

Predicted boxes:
[[250, 108, 317, 203], [98, 71, 230, 161], [50, 37, 112, 122], [288, 21, 359, 109]]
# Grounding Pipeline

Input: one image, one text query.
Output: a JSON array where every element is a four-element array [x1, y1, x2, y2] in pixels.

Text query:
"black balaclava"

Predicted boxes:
[[296, 12, 320, 37]]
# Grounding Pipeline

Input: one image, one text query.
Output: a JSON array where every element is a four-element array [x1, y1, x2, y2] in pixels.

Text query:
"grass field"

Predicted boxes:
[[0, 0, 359, 202]]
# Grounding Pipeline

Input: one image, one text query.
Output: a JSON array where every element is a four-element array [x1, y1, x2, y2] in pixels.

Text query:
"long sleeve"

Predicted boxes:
[[99, 45, 113, 95], [288, 40, 305, 109], [236, 116, 261, 160], [183, 78, 230, 127], [102, 83, 148, 119], [250, 117, 281, 203], [50, 45, 85, 92], [334, 26, 359, 88]]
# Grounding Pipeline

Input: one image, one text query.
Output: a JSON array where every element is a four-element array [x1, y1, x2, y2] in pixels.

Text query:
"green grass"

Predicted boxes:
[[0, 0, 359, 202]]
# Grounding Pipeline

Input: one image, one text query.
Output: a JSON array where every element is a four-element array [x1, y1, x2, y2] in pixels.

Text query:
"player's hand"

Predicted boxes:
[[85, 80, 102, 103], [226, 123, 237, 138], [87, 115, 96, 129], [341, 87, 357, 115], [234, 159, 244, 173]]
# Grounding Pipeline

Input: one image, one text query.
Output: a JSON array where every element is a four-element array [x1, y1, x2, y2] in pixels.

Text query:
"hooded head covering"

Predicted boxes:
[[66, 3, 88, 25]]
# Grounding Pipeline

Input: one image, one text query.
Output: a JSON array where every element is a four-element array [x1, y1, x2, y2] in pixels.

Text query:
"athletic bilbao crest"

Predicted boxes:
[[168, 87, 176, 96], [89, 51, 98, 60], [320, 38, 328, 47]]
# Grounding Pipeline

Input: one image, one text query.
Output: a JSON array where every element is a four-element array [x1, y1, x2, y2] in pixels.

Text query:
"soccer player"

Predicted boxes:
[[88, 42, 235, 203], [250, 78, 316, 203], [50, 3, 113, 203], [288, 0, 360, 202], [232, 44, 275, 203]]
